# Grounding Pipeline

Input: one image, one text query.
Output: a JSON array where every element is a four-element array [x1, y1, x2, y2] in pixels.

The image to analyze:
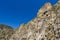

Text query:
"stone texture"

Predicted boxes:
[[1, 0, 60, 40], [0, 24, 14, 40], [9, 0, 60, 40]]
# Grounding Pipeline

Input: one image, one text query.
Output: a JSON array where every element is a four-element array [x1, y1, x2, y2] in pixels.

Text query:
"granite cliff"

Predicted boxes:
[[9, 0, 60, 40], [0, 0, 60, 40]]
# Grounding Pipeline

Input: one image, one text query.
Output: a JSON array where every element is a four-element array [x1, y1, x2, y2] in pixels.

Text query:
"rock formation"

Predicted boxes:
[[9, 0, 60, 40], [0, 24, 15, 40], [0, 0, 60, 40]]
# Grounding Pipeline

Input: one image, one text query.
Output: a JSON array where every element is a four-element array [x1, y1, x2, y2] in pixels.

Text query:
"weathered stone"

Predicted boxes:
[[9, 0, 60, 40], [1, 0, 60, 40]]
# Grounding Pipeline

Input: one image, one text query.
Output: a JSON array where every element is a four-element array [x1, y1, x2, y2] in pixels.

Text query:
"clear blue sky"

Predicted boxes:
[[0, 0, 58, 29]]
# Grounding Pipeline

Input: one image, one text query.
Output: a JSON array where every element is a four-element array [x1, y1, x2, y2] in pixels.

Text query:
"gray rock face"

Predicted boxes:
[[1, 0, 60, 40], [9, 0, 60, 40]]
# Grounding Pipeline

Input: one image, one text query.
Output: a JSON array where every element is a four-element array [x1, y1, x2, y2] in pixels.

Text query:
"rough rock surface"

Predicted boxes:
[[9, 0, 60, 40], [1, 0, 60, 40], [0, 24, 14, 40]]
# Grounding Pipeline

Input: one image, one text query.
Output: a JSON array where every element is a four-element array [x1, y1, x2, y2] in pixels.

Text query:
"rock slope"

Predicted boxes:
[[9, 0, 60, 40], [1, 0, 60, 40], [0, 24, 15, 40]]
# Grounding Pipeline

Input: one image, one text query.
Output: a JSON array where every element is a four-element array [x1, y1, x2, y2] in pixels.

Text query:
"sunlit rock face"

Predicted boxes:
[[9, 0, 60, 40]]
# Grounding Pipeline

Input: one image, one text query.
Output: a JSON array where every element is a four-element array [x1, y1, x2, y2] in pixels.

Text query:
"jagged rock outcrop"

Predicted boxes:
[[0, 24, 15, 40], [1, 0, 60, 40], [9, 0, 60, 40]]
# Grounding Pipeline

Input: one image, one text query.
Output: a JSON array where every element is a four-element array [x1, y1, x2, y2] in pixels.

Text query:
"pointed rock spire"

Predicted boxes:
[[37, 2, 52, 17]]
